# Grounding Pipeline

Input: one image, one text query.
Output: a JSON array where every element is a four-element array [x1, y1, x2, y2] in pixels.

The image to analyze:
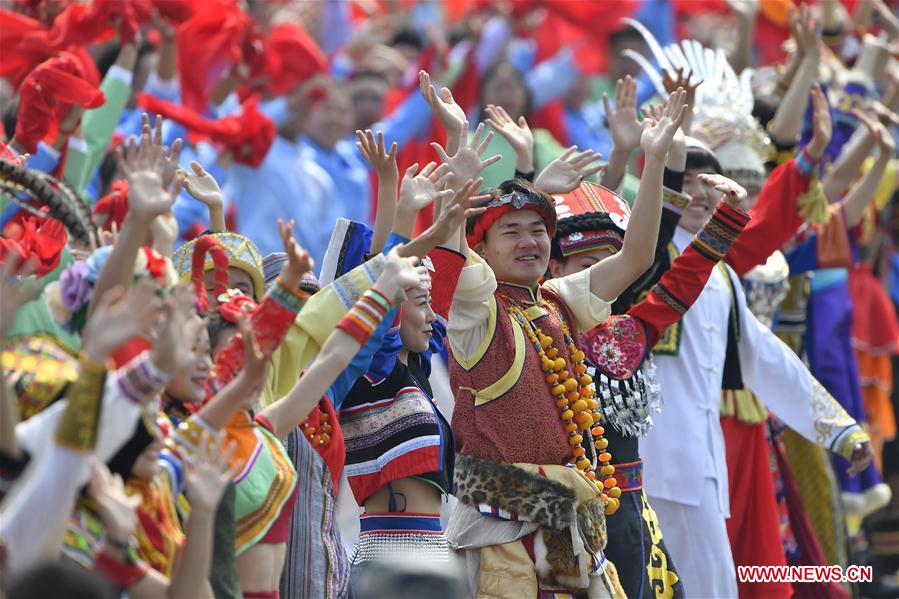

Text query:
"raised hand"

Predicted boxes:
[[484, 104, 534, 172], [603, 76, 643, 155], [399, 161, 453, 215], [396, 176, 487, 258], [693, 120, 738, 150], [431, 122, 501, 187], [89, 459, 143, 546], [807, 84, 832, 160], [697, 174, 748, 209], [184, 433, 241, 512], [791, 3, 821, 63], [150, 285, 204, 377], [534, 146, 604, 195], [662, 68, 701, 133], [179, 160, 224, 231], [375, 246, 431, 303], [0, 248, 39, 337], [420, 70, 467, 140], [116, 114, 184, 223], [639, 88, 688, 160], [355, 129, 398, 179], [276, 219, 313, 290], [81, 281, 164, 363], [180, 161, 224, 210]]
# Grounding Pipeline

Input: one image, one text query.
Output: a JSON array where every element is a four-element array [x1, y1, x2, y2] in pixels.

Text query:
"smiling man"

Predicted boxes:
[[444, 91, 686, 598]]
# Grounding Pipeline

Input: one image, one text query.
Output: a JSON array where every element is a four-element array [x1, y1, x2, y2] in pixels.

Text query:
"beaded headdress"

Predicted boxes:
[[621, 18, 769, 188], [189, 235, 258, 320], [552, 181, 631, 258], [466, 189, 557, 248], [173, 231, 264, 300]]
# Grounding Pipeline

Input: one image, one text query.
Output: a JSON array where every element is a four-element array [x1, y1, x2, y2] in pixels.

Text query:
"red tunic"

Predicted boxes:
[[450, 282, 582, 466]]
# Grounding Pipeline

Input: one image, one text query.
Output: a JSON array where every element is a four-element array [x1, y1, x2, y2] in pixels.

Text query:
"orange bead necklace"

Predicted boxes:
[[507, 301, 621, 515], [300, 407, 332, 448]]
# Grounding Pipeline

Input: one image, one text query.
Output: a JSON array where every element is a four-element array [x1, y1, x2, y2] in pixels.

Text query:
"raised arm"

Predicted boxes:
[[356, 129, 399, 254], [842, 123, 894, 227], [768, 5, 820, 146], [89, 118, 184, 316], [600, 76, 642, 191], [823, 111, 877, 202], [258, 248, 428, 439], [420, 70, 468, 157], [586, 89, 687, 301]]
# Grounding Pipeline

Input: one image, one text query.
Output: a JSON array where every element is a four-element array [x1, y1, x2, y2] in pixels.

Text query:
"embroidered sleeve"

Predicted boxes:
[[207, 280, 306, 397], [735, 271, 864, 453], [612, 189, 686, 313], [263, 254, 386, 405], [626, 201, 750, 346], [725, 157, 822, 277]]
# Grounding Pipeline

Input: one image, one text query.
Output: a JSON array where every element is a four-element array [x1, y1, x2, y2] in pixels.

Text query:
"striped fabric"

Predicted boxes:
[[279, 428, 350, 599], [341, 384, 445, 504]]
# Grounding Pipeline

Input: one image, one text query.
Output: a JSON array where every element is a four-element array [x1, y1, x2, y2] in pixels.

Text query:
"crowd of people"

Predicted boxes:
[[1, 0, 899, 597]]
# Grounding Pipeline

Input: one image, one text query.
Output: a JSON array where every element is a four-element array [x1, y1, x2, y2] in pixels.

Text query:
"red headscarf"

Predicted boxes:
[[258, 22, 328, 96], [175, 3, 260, 112], [13, 52, 105, 154], [137, 94, 275, 167]]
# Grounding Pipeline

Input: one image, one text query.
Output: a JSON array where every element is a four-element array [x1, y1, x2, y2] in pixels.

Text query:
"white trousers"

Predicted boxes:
[[649, 478, 738, 599]]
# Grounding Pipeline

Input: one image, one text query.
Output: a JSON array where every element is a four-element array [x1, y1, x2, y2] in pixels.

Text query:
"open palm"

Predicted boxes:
[[535, 147, 604, 195], [640, 88, 687, 160], [181, 161, 224, 208], [399, 162, 452, 213], [603, 76, 642, 154]]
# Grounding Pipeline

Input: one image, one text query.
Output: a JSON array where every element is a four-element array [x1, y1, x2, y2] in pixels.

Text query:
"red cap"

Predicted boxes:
[[261, 22, 328, 96]]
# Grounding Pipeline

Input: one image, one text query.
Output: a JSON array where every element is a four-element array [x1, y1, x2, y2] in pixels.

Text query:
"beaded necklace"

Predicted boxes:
[[301, 408, 332, 447], [505, 295, 621, 515]]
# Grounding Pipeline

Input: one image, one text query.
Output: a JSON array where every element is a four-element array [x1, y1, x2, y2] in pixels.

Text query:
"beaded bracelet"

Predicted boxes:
[[336, 289, 391, 345]]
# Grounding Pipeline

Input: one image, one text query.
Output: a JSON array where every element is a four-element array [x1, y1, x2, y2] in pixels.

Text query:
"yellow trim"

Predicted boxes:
[[453, 295, 498, 370], [473, 313, 526, 407], [523, 304, 547, 321]]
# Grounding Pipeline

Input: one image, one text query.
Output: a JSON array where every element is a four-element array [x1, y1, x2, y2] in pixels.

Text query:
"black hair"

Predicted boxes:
[[685, 146, 723, 175], [550, 213, 623, 261], [207, 312, 238, 354], [466, 178, 555, 243], [106, 416, 155, 479], [609, 26, 644, 48], [6, 560, 116, 599], [751, 94, 778, 130], [391, 28, 424, 51], [95, 40, 155, 79], [2, 95, 18, 140]]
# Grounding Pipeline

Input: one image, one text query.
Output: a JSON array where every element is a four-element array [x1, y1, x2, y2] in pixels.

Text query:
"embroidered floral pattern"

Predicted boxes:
[[583, 315, 648, 380]]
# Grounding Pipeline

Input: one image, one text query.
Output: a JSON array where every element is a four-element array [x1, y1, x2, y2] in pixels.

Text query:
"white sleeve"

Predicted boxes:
[[734, 269, 865, 456], [447, 252, 498, 364], [542, 267, 613, 333], [0, 445, 87, 574]]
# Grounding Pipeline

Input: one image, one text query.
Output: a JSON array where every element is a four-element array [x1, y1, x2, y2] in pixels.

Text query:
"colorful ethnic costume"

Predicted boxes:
[[637, 158, 870, 595], [446, 189, 625, 598], [552, 181, 751, 599]]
